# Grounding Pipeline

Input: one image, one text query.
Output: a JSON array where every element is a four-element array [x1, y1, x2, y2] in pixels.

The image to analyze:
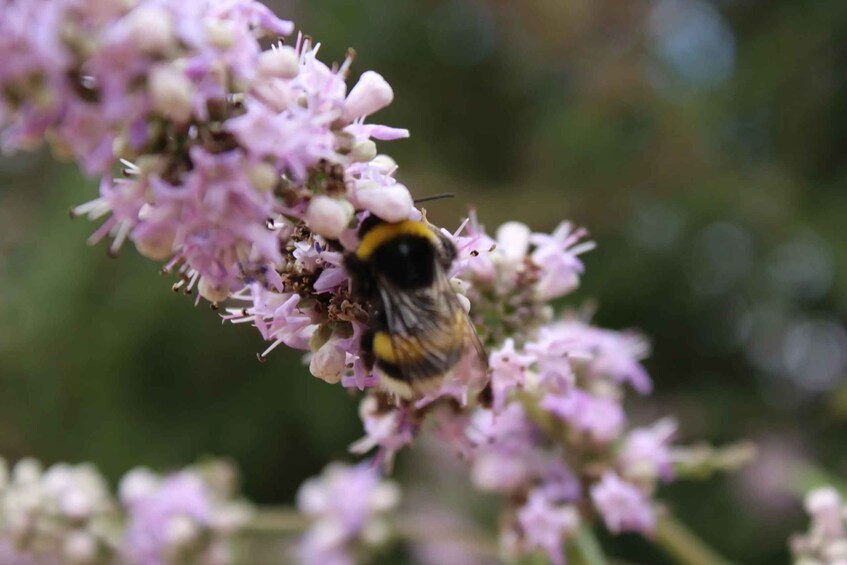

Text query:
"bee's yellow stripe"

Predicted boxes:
[[373, 331, 394, 362], [355, 220, 439, 261], [372, 311, 466, 364]]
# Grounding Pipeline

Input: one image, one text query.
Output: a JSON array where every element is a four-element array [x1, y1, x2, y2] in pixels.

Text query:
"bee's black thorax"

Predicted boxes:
[[371, 235, 437, 289]]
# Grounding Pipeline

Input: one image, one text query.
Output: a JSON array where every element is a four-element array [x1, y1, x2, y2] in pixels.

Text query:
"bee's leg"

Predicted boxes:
[[436, 233, 457, 270], [343, 252, 372, 295], [477, 381, 493, 408]]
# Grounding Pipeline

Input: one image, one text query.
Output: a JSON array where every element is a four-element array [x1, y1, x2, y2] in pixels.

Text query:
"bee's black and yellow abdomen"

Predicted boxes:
[[375, 348, 465, 399]]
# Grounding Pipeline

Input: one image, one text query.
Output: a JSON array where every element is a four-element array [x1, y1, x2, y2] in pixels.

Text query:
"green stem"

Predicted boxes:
[[785, 460, 847, 498], [394, 516, 501, 558], [653, 512, 733, 565], [571, 525, 609, 565], [240, 506, 500, 558], [242, 507, 310, 535]]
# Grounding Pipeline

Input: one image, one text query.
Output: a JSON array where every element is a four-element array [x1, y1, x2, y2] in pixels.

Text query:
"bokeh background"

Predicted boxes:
[[1, 0, 846, 563]]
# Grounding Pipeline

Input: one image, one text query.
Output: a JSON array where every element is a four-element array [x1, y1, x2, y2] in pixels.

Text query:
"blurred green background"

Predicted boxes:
[[1, 0, 846, 563]]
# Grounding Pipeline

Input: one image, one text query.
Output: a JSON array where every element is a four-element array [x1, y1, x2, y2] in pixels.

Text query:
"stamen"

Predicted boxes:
[[338, 48, 356, 76], [119, 159, 140, 175], [108, 222, 131, 257], [183, 271, 200, 294], [70, 198, 110, 219]]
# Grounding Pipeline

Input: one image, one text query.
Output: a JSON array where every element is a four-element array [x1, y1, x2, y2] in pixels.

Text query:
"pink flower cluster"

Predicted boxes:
[[295, 463, 400, 565], [792, 487, 847, 564], [119, 464, 250, 565], [465, 329, 674, 563], [0, 456, 249, 565], [344, 218, 683, 563], [0, 0, 410, 306]]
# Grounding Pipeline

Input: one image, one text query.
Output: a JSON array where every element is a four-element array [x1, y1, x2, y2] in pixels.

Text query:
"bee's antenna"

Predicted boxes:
[[413, 193, 455, 204]]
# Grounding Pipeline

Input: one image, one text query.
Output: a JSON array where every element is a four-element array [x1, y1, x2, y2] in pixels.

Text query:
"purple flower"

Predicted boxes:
[[488, 338, 535, 409], [466, 404, 544, 493], [539, 458, 582, 502], [296, 463, 399, 565], [120, 466, 248, 565], [121, 472, 213, 565], [524, 325, 580, 392], [225, 287, 316, 355], [516, 490, 580, 565], [542, 319, 653, 394], [590, 472, 655, 535], [529, 222, 595, 301], [541, 390, 625, 443], [619, 418, 677, 484], [350, 397, 414, 467], [225, 98, 336, 181]]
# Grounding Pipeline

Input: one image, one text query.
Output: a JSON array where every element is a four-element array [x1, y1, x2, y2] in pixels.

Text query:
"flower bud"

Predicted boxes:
[[149, 64, 195, 124], [134, 226, 176, 261], [370, 154, 397, 172], [369, 483, 401, 513], [165, 515, 199, 547], [247, 162, 279, 192], [121, 5, 174, 53], [204, 18, 235, 48], [361, 519, 390, 547], [305, 196, 353, 239], [350, 139, 377, 163], [198, 277, 230, 303], [309, 338, 346, 384], [496, 221, 531, 262], [119, 468, 158, 506], [60, 489, 93, 519], [258, 46, 300, 79], [356, 182, 412, 223], [13, 458, 42, 484], [343, 71, 394, 121], [63, 531, 98, 564]]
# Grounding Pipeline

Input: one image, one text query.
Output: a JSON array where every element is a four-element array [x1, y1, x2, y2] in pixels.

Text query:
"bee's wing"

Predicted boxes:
[[376, 266, 488, 397]]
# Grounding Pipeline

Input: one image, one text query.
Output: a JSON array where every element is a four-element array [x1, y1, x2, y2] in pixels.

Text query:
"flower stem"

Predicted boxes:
[[785, 460, 847, 497], [394, 515, 501, 558], [242, 507, 310, 535], [240, 506, 501, 558], [571, 526, 609, 565], [653, 512, 733, 565]]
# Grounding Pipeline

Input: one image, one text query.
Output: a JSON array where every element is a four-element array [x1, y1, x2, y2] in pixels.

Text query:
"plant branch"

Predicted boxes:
[[241, 507, 310, 535], [653, 512, 734, 565], [240, 506, 501, 558], [571, 525, 609, 565]]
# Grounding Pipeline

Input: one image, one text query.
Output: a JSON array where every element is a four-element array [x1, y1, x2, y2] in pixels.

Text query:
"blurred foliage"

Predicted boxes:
[[1, 0, 846, 563]]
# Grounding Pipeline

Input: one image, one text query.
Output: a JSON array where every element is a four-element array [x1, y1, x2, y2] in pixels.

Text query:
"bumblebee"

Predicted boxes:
[[344, 214, 487, 399]]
